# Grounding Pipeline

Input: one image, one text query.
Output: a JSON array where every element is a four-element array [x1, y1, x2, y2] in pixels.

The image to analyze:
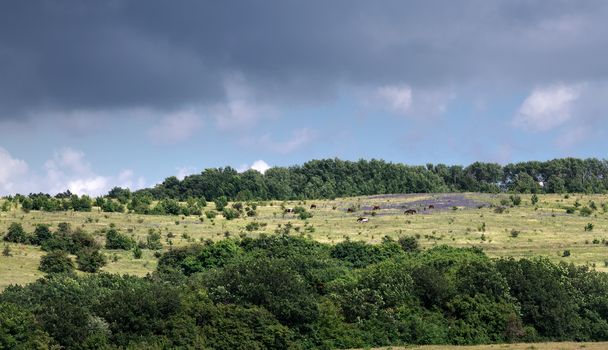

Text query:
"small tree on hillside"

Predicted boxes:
[[39, 250, 75, 274], [76, 248, 107, 273], [3, 223, 29, 244]]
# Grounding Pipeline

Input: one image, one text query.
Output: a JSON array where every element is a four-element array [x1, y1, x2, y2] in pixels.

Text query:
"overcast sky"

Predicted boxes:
[[1, 1, 608, 195]]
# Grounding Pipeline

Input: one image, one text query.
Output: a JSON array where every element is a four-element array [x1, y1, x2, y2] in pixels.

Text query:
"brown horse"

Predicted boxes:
[[372, 205, 381, 210], [310, 204, 317, 209], [347, 207, 355, 213], [404, 209, 417, 215], [427, 205, 435, 210]]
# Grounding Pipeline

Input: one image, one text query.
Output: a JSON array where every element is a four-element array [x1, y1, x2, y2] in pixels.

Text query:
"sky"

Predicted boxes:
[[1, 1, 608, 196]]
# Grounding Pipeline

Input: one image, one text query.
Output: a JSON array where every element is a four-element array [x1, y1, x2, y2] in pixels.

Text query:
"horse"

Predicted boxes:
[[404, 209, 417, 215], [357, 217, 369, 223], [372, 205, 381, 210], [427, 205, 435, 210], [284, 208, 294, 213], [347, 207, 355, 213], [310, 204, 317, 209]]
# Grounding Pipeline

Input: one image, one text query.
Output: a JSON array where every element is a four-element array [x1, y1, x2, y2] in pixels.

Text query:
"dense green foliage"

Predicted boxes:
[[38, 250, 75, 274], [105, 228, 135, 250], [5, 158, 608, 216], [4, 234, 608, 349], [136, 157, 608, 201]]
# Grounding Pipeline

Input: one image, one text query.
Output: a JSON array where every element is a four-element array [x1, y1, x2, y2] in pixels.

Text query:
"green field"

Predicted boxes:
[[2, 192, 608, 290]]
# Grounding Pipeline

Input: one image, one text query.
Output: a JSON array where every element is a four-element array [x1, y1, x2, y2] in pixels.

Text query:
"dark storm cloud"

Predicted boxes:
[[1, 0, 608, 119]]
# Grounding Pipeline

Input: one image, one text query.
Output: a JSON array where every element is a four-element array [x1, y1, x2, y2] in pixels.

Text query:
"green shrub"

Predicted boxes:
[[222, 208, 240, 220], [398, 236, 419, 252], [76, 249, 107, 273], [105, 228, 135, 250], [510, 195, 522, 206], [580, 207, 593, 217], [133, 246, 143, 259], [3, 223, 29, 244], [39, 250, 75, 274]]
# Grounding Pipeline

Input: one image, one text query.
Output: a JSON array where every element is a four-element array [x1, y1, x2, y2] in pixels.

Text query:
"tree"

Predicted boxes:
[[76, 249, 107, 273], [39, 251, 75, 274], [31, 224, 53, 246], [398, 236, 420, 252], [0, 302, 54, 349], [3, 223, 29, 244], [105, 228, 135, 250], [214, 196, 228, 211]]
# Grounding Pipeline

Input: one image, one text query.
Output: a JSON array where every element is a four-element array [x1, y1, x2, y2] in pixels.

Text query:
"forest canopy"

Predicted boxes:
[[137, 157, 608, 201]]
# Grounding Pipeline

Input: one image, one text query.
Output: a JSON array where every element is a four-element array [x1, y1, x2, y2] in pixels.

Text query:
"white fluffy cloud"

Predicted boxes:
[[148, 110, 203, 144], [514, 84, 582, 131], [0, 148, 29, 193], [237, 160, 271, 174], [0, 147, 145, 196], [250, 160, 271, 174]]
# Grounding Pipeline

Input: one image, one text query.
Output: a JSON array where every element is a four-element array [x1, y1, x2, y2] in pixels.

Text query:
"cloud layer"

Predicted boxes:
[[2, 1, 608, 121]]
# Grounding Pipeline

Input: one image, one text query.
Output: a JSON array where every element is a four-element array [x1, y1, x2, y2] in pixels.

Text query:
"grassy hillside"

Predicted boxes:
[[2, 192, 608, 289]]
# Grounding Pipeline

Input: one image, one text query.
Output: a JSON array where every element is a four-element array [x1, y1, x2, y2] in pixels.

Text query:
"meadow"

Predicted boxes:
[[2, 192, 608, 289]]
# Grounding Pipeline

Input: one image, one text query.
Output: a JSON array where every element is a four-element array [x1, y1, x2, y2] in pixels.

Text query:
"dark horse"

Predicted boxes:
[[427, 205, 435, 210], [347, 207, 355, 213], [310, 204, 317, 209], [404, 209, 417, 215], [372, 205, 381, 210]]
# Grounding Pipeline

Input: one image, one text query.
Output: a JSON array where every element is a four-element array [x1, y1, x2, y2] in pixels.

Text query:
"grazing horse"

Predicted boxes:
[[357, 217, 369, 223], [310, 204, 317, 209], [404, 209, 417, 215], [372, 205, 381, 210], [427, 205, 435, 210], [347, 207, 355, 213], [284, 208, 294, 213]]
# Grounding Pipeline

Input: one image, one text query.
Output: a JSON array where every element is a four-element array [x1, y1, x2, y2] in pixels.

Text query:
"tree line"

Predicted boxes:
[[3, 157, 608, 216], [3, 234, 608, 349], [139, 157, 608, 201]]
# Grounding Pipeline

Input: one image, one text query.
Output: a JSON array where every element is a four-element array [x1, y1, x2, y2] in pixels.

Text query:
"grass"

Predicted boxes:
[[1, 192, 608, 289]]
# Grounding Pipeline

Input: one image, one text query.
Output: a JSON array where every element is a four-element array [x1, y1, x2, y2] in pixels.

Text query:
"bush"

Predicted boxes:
[[510, 195, 522, 206], [76, 249, 107, 273], [32, 224, 53, 246], [3, 223, 29, 244], [222, 208, 240, 220], [584, 223, 594, 232], [580, 207, 593, 217], [145, 230, 163, 250], [214, 196, 228, 211], [205, 210, 218, 219], [39, 250, 75, 274], [105, 228, 135, 250], [398, 236, 420, 252], [531, 194, 539, 205], [133, 246, 143, 259]]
